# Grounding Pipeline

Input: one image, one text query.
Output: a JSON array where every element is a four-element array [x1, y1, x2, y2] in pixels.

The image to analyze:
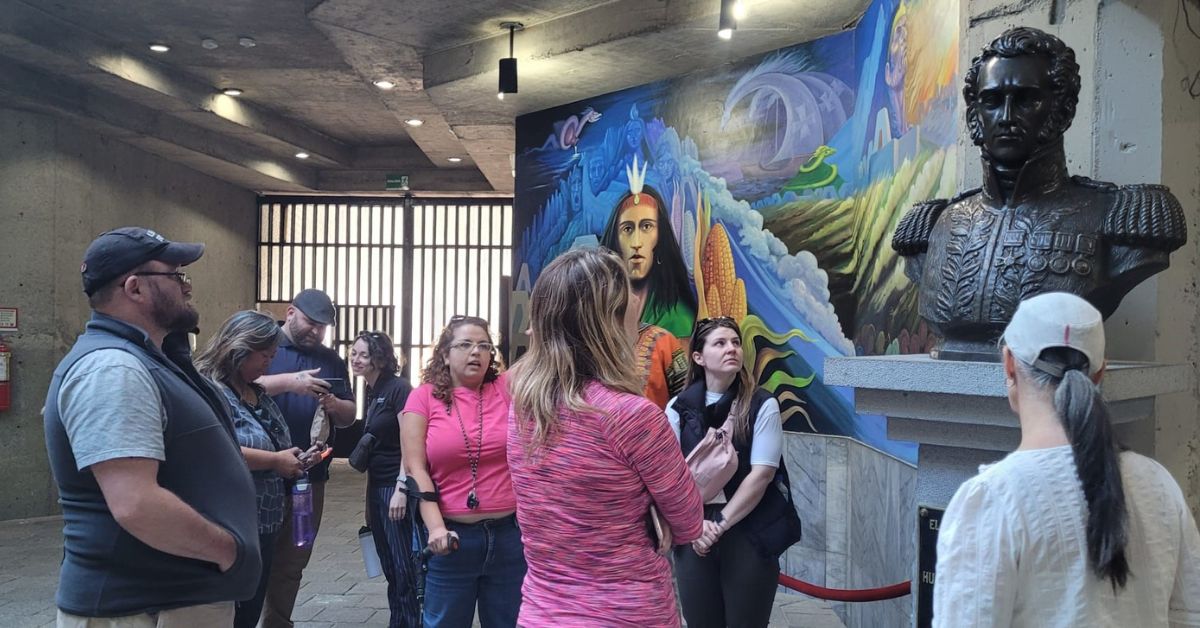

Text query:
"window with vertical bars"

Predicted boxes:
[[257, 196, 513, 395]]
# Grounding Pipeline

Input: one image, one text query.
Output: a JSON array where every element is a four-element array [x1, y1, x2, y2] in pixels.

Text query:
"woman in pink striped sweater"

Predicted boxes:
[[508, 247, 707, 627]]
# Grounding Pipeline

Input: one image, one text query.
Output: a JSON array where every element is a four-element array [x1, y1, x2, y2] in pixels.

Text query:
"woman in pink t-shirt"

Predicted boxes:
[[508, 248, 706, 627], [401, 315, 525, 628]]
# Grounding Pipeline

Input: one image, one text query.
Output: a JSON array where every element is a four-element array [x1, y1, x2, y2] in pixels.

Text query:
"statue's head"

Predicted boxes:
[[963, 27, 1080, 169]]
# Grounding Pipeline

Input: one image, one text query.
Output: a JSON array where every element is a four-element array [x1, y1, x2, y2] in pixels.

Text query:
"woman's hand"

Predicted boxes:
[[656, 525, 674, 556], [388, 488, 407, 521], [274, 447, 304, 479], [691, 519, 723, 556], [425, 527, 459, 556]]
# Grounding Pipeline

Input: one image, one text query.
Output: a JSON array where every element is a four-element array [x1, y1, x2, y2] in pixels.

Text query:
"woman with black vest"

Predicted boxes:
[[666, 316, 795, 628]]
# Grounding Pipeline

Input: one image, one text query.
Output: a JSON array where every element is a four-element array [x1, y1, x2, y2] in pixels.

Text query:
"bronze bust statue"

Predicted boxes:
[[892, 26, 1186, 361]]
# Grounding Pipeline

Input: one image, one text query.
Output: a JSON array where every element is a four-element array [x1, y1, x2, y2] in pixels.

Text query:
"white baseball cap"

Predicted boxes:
[[1002, 292, 1105, 376]]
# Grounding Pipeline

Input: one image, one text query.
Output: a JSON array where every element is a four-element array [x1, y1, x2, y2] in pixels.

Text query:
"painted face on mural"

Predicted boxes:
[[625, 120, 644, 151], [616, 203, 658, 282], [974, 55, 1054, 169], [653, 143, 677, 182], [588, 154, 608, 195]]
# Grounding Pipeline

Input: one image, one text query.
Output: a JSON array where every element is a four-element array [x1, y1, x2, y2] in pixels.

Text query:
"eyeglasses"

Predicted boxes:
[[134, 271, 191, 286], [449, 340, 495, 353]]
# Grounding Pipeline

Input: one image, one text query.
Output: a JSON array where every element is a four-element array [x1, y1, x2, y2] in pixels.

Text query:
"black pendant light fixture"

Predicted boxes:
[[718, 0, 746, 39], [498, 22, 523, 100]]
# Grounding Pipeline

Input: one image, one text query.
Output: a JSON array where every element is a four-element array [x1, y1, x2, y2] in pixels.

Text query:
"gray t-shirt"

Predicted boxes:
[[57, 349, 167, 470]]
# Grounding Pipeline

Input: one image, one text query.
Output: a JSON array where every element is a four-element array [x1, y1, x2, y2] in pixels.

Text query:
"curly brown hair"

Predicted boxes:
[[421, 315, 504, 407]]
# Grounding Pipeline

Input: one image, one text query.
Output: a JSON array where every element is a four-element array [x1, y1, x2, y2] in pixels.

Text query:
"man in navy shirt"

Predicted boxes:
[[257, 289, 356, 628]]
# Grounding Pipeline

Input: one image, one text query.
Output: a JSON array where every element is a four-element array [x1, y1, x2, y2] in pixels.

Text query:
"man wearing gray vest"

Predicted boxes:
[[43, 227, 260, 626]]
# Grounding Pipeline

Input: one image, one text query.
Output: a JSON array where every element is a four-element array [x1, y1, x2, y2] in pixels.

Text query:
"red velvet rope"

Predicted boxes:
[[777, 573, 912, 602]]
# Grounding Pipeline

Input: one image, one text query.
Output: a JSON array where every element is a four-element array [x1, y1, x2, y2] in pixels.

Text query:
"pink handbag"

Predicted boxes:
[[684, 416, 738, 502]]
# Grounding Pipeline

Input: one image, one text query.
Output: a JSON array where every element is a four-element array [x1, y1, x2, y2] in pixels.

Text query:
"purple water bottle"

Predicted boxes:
[[291, 474, 315, 548]]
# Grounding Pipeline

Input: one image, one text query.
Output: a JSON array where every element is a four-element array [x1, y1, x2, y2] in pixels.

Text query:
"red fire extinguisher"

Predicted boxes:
[[0, 339, 11, 412]]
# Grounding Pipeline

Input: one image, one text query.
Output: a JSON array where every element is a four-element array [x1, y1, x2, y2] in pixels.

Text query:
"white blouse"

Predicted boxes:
[[934, 446, 1200, 627]]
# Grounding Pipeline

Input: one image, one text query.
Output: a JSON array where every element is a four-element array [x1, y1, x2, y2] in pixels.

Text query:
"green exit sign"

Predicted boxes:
[[386, 174, 409, 191]]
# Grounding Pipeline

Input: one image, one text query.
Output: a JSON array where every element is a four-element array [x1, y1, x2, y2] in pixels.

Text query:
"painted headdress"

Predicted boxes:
[[618, 155, 661, 212]]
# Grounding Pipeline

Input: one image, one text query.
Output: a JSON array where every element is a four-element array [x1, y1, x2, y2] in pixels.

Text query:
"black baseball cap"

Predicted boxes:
[[81, 227, 205, 296], [292, 289, 336, 326]]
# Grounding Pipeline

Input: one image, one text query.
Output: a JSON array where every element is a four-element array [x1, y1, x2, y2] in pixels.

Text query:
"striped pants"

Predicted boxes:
[[368, 484, 421, 628]]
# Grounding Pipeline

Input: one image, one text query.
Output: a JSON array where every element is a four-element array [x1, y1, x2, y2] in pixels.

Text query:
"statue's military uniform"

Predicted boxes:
[[892, 147, 1185, 359]]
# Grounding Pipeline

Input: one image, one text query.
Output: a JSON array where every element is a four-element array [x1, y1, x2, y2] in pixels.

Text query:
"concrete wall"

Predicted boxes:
[[0, 107, 257, 520], [960, 0, 1200, 516]]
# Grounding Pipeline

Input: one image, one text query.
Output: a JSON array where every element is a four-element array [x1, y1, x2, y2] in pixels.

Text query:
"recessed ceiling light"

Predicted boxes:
[[717, 28, 733, 40], [448, 157, 463, 163], [497, 92, 505, 101], [201, 38, 219, 50], [221, 87, 244, 97], [373, 79, 396, 90], [238, 37, 257, 48], [295, 152, 310, 159], [404, 119, 424, 127], [148, 43, 170, 53]]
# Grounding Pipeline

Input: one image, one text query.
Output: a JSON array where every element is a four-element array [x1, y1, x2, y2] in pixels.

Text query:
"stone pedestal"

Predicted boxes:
[[823, 354, 1191, 626]]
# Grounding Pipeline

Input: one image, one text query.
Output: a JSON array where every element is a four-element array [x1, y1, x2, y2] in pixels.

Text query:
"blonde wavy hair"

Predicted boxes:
[[510, 247, 642, 450]]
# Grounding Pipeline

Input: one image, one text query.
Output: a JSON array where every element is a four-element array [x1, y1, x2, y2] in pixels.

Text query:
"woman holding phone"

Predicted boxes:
[[195, 310, 306, 628]]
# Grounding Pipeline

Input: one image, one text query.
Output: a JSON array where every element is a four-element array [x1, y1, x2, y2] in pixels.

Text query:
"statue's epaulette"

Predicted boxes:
[[1102, 183, 1187, 252], [892, 188, 980, 255], [1070, 175, 1118, 191]]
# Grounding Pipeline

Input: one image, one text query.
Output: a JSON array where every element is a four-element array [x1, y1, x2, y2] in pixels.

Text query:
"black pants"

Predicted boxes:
[[674, 509, 780, 628], [369, 484, 421, 628], [235, 530, 276, 628]]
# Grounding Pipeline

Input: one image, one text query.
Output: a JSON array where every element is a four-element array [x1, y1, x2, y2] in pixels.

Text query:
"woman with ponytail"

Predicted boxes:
[[934, 292, 1200, 627]]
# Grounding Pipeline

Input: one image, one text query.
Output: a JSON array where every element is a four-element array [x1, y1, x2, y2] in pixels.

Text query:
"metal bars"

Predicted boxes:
[[257, 196, 512, 386]]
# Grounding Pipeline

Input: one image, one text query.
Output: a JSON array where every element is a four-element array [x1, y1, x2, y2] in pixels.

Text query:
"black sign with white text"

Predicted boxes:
[[917, 506, 944, 628]]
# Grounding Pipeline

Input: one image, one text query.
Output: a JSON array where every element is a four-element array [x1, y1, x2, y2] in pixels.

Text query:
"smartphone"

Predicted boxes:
[[321, 377, 347, 396]]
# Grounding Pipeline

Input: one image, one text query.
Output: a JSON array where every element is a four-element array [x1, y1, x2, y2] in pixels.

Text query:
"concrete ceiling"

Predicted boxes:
[[0, 0, 870, 195]]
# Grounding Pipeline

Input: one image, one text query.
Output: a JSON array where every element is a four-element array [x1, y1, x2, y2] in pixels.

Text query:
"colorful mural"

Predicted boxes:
[[511, 0, 959, 461]]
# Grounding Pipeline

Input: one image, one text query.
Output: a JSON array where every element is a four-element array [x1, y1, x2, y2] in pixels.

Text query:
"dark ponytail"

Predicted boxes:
[[1025, 347, 1129, 590]]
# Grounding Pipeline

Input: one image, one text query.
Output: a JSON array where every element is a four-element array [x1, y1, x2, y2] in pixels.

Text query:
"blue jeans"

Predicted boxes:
[[369, 485, 420, 628], [423, 514, 527, 628]]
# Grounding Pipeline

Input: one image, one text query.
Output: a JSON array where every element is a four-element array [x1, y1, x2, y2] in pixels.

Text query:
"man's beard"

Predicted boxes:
[[287, 318, 319, 348], [151, 293, 200, 333]]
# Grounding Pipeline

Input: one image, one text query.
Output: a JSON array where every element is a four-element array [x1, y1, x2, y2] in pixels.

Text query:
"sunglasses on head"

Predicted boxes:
[[696, 315, 737, 327]]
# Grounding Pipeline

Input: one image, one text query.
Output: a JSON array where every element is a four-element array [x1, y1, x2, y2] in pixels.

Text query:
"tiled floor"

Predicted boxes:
[[0, 461, 843, 627]]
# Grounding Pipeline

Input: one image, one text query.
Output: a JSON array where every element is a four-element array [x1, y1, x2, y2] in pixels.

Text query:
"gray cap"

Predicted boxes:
[[292, 289, 336, 325], [81, 227, 205, 296], [1003, 292, 1105, 376]]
